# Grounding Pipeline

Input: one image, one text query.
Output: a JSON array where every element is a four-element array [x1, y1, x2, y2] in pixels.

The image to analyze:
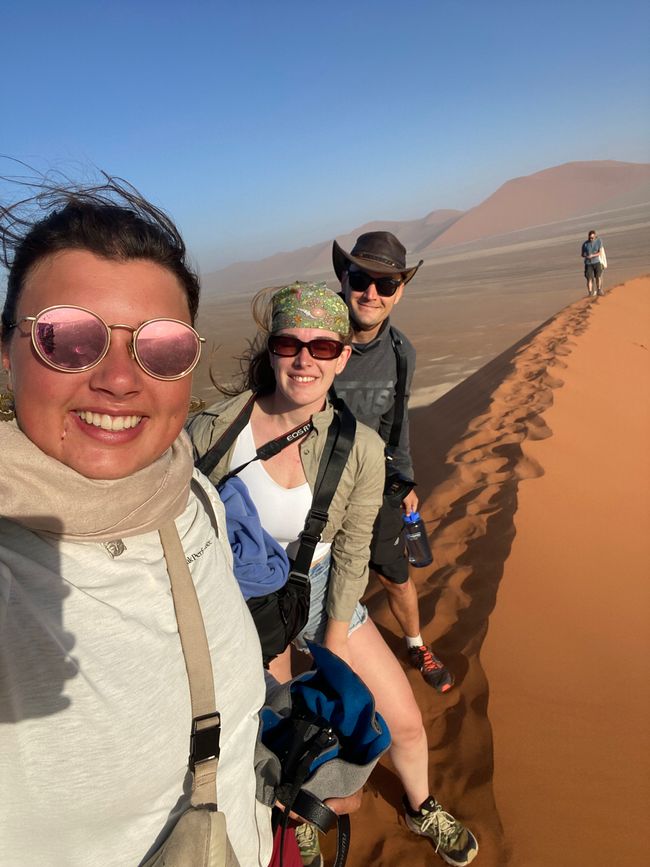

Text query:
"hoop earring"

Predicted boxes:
[[0, 389, 15, 422]]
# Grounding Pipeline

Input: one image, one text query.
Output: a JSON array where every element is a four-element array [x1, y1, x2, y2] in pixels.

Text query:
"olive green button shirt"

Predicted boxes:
[[187, 391, 385, 623]]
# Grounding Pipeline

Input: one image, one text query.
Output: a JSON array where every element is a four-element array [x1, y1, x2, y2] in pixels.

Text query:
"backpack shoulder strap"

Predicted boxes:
[[291, 400, 356, 578], [159, 482, 222, 808], [387, 326, 408, 454], [313, 399, 356, 498]]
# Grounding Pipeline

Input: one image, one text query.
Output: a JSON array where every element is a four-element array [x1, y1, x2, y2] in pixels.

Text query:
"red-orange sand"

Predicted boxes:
[[326, 277, 650, 866]]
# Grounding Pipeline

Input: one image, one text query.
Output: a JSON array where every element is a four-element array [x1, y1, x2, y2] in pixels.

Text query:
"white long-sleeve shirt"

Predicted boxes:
[[0, 470, 272, 867]]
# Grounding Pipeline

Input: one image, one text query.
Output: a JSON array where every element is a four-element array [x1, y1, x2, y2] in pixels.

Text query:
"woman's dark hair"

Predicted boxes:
[[216, 285, 352, 396], [0, 168, 200, 339]]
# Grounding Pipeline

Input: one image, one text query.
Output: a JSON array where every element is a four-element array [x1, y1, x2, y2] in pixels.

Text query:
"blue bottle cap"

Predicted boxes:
[[404, 511, 421, 523]]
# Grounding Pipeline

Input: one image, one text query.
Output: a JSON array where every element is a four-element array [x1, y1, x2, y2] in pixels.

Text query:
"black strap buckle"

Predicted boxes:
[[299, 530, 322, 548], [288, 570, 310, 588], [303, 511, 328, 538], [309, 508, 329, 524], [189, 711, 221, 772]]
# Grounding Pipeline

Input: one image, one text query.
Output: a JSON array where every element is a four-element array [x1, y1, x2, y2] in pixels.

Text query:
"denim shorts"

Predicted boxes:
[[293, 551, 368, 652]]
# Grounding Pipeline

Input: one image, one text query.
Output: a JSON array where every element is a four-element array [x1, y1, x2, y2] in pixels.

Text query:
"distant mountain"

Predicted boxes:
[[202, 209, 462, 295], [204, 239, 331, 296], [333, 210, 464, 255], [424, 161, 650, 252], [202, 160, 650, 295]]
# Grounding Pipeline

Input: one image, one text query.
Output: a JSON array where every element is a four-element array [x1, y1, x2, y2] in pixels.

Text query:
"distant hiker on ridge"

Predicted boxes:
[[331, 231, 455, 692], [581, 229, 605, 297]]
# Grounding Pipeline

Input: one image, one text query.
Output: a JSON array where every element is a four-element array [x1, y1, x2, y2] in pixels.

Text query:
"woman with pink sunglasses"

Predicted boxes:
[[0, 175, 273, 866]]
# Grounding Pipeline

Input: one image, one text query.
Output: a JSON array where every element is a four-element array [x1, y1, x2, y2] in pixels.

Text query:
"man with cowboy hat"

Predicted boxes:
[[331, 231, 454, 693]]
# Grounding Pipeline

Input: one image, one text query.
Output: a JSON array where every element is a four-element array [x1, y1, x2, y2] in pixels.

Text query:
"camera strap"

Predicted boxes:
[[216, 417, 314, 491], [194, 393, 314, 482]]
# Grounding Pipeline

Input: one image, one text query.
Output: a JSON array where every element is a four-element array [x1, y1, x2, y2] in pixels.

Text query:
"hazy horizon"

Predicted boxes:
[[1, 0, 649, 271]]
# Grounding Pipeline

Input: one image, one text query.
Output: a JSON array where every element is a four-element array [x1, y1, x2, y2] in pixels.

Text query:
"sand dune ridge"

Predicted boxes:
[[341, 279, 649, 866]]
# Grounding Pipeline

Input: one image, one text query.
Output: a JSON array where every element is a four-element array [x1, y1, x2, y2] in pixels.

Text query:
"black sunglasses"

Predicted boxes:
[[347, 268, 403, 297], [268, 334, 344, 360]]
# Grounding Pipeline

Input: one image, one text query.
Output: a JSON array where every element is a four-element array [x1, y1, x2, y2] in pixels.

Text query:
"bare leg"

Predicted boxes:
[[375, 572, 421, 639], [348, 618, 429, 809], [268, 645, 293, 684]]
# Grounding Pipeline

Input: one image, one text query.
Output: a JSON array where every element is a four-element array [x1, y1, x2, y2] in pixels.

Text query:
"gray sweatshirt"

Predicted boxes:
[[334, 320, 415, 479]]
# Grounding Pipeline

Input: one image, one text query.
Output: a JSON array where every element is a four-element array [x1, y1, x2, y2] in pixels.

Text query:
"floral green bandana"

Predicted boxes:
[[271, 282, 349, 335]]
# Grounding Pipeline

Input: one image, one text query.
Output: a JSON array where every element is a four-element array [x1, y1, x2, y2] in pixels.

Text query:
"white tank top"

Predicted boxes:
[[230, 422, 331, 562]]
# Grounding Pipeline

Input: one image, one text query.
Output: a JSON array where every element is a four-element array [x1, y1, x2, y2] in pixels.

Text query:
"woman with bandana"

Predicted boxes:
[[189, 283, 479, 867]]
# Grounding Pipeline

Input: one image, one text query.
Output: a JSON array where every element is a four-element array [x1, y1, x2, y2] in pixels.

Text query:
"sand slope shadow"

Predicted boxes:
[[356, 296, 594, 867]]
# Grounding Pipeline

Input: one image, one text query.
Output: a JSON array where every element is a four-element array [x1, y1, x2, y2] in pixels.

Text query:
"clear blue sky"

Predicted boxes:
[[2, 0, 649, 270]]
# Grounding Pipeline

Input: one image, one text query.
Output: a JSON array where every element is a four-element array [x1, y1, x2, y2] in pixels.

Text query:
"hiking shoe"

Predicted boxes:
[[408, 645, 454, 692], [294, 822, 323, 867], [404, 796, 479, 865]]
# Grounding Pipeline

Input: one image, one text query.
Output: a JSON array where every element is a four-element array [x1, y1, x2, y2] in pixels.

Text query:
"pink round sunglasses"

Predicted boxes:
[[8, 305, 205, 381]]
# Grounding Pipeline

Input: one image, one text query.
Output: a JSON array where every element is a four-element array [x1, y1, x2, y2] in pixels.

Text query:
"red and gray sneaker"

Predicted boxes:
[[404, 796, 479, 865], [408, 645, 454, 693]]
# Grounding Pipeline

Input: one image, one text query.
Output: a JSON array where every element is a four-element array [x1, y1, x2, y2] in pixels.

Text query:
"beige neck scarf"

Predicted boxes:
[[0, 420, 194, 542]]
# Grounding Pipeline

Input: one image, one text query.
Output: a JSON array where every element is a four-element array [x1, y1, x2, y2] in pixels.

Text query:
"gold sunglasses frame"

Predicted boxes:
[[13, 304, 206, 381]]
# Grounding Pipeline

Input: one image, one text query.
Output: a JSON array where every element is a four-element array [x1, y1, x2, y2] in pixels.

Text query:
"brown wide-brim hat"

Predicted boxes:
[[332, 231, 423, 285]]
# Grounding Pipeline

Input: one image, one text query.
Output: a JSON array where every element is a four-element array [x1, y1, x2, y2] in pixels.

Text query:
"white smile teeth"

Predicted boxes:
[[292, 376, 316, 382], [76, 411, 143, 432]]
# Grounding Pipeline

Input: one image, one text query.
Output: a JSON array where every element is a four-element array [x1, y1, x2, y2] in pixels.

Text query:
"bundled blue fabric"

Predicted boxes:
[[259, 642, 391, 800], [219, 476, 290, 600], [256, 644, 391, 866]]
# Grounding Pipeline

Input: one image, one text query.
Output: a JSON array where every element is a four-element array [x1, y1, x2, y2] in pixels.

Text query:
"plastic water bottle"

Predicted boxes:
[[403, 512, 433, 567]]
